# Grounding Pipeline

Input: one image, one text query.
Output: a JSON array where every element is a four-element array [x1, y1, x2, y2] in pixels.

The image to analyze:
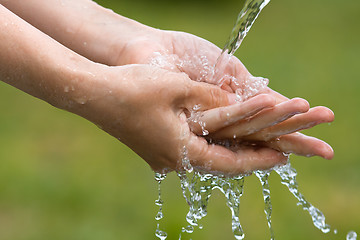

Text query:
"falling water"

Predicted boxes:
[[222, 0, 271, 55], [255, 170, 275, 240], [347, 231, 358, 240], [273, 162, 331, 234], [177, 169, 246, 240], [154, 172, 168, 240], [151, 0, 357, 239], [212, 0, 270, 99]]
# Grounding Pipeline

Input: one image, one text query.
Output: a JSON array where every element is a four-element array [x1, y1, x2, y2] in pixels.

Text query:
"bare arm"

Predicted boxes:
[[1, 5, 290, 174], [0, 0, 151, 66], [0, 3, 100, 112]]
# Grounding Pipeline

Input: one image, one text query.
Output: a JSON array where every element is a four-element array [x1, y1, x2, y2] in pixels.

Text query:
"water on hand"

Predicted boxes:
[[211, 0, 270, 101]]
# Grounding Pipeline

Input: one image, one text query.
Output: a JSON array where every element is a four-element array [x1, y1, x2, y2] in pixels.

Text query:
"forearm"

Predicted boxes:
[[0, 0, 151, 66], [0, 4, 99, 114]]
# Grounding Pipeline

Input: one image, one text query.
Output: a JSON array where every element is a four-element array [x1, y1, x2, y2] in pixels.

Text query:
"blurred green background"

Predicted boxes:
[[0, 0, 359, 239]]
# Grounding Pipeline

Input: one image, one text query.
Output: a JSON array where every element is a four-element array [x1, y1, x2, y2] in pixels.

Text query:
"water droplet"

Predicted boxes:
[[181, 146, 193, 173], [202, 129, 209, 136], [155, 211, 163, 221], [347, 231, 358, 240], [193, 104, 201, 111], [74, 96, 87, 105], [155, 224, 168, 240]]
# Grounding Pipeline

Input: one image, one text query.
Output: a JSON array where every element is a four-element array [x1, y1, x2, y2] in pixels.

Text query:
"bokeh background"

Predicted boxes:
[[0, 0, 359, 239]]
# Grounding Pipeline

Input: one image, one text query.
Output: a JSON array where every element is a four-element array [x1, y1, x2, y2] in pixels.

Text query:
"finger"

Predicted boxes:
[[263, 87, 289, 104], [264, 132, 334, 160], [214, 55, 251, 92], [246, 106, 335, 141], [186, 135, 288, 175], [184, 80, 238, 111], [211, 98, 310, 139], [189, 94, 276, 135], [220, 82, 234, 93]]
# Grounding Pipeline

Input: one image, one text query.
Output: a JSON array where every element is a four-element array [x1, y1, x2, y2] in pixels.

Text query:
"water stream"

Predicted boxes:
[[152, 0, 357, 239], [212, 0, 270, 87], [254, 170, 275, 240], [154, 172, 168, 240], [177, 169, 247, 240]]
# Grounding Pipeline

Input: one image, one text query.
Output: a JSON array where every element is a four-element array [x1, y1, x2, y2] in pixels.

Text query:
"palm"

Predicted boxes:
[[114, 29, 334, 160], [116, 30, 251, 88]]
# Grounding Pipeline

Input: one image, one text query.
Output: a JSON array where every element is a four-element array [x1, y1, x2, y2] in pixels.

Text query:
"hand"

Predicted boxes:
[[114, 29, 255, 88], [189, 93, 334, 159], [110, 28, 334, 158], [0, 4, 288, 175], [1, 0, 334, 162], [78, 64, 287, 174]]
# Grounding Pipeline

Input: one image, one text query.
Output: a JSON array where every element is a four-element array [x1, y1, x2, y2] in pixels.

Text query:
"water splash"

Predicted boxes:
[[212, 0, 271, 99], [155, 172, 168, 240], [178, 171, 212, 235], [254, 170, 275, 240], [217, 175, 246, 239], [149, 0, 357, 238], [223, 0, 270, 55], [188, 108, 209, 136], [178, 169, 246, 240], [273, 162, 331, 234], [347, 231, 358, 240]]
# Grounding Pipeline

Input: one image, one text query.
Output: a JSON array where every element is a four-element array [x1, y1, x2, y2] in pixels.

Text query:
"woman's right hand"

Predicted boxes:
[[188, 94, 334, 160]]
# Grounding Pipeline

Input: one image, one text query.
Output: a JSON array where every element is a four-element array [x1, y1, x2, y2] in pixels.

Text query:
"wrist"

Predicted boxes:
[[0, 0, 157, 67], [83, 12, 159, 66], [67, 2, 159, 66]]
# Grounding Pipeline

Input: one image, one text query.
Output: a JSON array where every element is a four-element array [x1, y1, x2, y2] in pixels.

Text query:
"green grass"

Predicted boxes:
[[0, 0, 359, 239]]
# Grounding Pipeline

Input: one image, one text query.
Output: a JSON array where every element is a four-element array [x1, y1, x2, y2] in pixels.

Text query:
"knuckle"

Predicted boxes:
[[209, 87, 228, 108], [218, 108, 230, 121], [292, 98, 310, 112], [258, 94, 276, 106]]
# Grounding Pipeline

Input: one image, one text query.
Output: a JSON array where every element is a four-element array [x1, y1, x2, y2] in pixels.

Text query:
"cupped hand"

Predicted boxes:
[[114, 29, 253, 86], [189, 93, 334, 159], [109, 27, 335, 160], [78, 64, 287, 175]]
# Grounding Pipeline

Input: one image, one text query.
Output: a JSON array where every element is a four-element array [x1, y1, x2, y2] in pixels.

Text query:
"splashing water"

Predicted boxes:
[[254, 170, 275, 240], [155, 160, 344, 239], [273, 162, 331, 234], [154, 172, 168, 240], [211, 0, 271, 100], [347, 231, 358, 240], [223, 0, 270, 55], [149, 0, 271, 102], [177, 169, 246, 240], [151, 0, 357, 239]]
